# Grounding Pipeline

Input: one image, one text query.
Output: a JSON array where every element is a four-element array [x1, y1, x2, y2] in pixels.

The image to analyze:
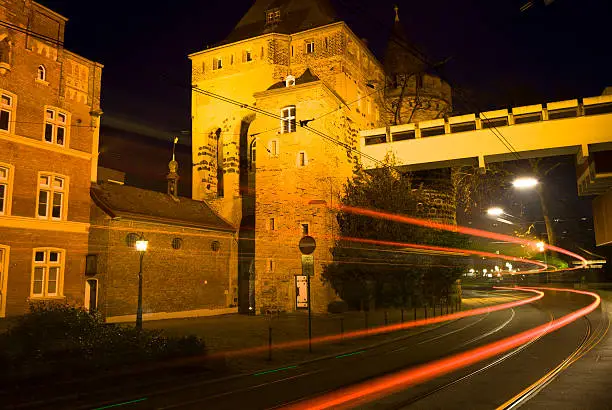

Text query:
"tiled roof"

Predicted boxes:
[[91, 183, 235, 232], [267, 68, 320, 90], [224, 0, 336, 44]]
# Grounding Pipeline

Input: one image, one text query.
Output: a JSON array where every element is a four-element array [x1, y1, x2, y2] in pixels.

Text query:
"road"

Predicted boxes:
[[6, 288, 606, 410]]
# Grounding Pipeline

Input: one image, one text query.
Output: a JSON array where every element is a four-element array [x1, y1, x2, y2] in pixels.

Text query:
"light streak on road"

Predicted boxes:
[[340, 236, 548, 271], [281, 287, 600, 410], [337, 205, 587, 265], [208, 288, 544, 359]]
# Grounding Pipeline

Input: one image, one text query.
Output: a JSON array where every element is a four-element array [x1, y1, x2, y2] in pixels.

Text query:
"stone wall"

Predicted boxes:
[[88, 206, 237, 319]]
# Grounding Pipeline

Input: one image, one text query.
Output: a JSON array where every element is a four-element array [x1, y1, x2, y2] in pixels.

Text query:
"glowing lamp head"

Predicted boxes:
[[487, 207, 504, 216], [535, 241, 545, 252], [513, 177, 538, 189], [135, 240, 148, 252]]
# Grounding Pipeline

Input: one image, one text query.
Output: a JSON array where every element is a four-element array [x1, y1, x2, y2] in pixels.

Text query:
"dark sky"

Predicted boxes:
[[41, 0, 611, 138]]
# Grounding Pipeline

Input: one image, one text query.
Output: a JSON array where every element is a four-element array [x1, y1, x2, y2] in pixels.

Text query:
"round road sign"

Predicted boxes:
[[299, 236, 316, 255]]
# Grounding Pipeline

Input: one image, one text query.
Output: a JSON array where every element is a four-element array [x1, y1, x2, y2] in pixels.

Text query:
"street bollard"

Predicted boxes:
[[340, 317, 344, 341], [424, 305, 427, 319], [401, 309, 404, 324], [414, 306, 417, 321], [433, 304, 436, 318], [365, 311, 369, 332], [384, 311, 388, 326], [267, 325, 272, 361]]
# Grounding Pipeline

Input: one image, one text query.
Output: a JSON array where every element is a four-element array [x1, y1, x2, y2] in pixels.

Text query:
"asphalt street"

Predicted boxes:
[[4, 289, 605, 410]]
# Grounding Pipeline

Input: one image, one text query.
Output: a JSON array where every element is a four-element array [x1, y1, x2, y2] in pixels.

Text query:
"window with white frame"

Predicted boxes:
[[300, 222, 310, 236], [281, 106, 296, 133], [297, 151, 308, 168], [31, 249, 64, 298], [44, 108, 68, 146], [37, 173, 66, 220], [0, 164, 12, 215], [0, 93, 13, 132], [269, 139, 279, 157], [37, 65, 46, 81], [305, 40, 315, 54]]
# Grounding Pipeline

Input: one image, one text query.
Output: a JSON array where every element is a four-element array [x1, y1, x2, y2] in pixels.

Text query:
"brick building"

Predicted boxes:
[[88, 162, 238, 321], [189, 0, 454, 314], [0, 1, 102, 317]]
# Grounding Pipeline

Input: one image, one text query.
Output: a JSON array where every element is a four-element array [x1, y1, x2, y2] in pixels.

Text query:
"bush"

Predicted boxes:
[[0, 301, 206, 382], [327, 300, 349, 314]]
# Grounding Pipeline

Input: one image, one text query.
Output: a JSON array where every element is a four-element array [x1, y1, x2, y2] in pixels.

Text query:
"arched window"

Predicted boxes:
[[0, 38, 10, 65], [37, 65, 46, 81]]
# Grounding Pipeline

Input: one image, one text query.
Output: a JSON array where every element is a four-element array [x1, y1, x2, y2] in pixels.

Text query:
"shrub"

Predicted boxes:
[[327, 300, 349, 314], [0, 301, 206, 382]]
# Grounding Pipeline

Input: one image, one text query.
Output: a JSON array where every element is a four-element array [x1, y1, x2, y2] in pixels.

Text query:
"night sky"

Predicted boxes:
[[39, 0, 610, 255], [41, 0, 611, 137]]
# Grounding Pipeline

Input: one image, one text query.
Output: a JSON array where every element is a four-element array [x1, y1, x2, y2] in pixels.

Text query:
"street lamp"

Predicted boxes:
[[487, 207, 504, 216], [135, 238, 148, 331], [535, 240, 549, 282], [512, 177, 538, 189]]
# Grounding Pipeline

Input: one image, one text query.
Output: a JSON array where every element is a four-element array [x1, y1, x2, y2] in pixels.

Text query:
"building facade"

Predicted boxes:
[[0, 1, 102, 317], [88, 165, 237, 321], [190, 0, 453, 313]]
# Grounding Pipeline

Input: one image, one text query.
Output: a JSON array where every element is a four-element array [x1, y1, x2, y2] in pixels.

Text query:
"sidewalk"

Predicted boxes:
[[524, 290, 612, 409], [145, 293, 518, 372]]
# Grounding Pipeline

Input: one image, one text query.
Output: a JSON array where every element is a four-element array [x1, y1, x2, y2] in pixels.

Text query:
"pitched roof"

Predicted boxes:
[[383, 6, 427, 76], [225, 0, 337, 43], [91, 182, 235, 232], [267, 68, 320, 90]]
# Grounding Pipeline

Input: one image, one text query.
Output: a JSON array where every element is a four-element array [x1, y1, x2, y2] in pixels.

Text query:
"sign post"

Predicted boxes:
[[299, 236, 316, 353]]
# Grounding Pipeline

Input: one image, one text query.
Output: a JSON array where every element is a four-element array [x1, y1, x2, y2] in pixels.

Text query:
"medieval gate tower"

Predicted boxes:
[[190, 0, 454, 313]]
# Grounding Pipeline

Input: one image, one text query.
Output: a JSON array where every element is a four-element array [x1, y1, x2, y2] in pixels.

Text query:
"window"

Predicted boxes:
[[172, 237, 183, 250], [85, 254, 97, 275], [0, 38, 10, 65], [37, 173, 66, 220], [44, 108, 68, 146], [325, 37, 329, 50], [244, 50, 252, 62], [37, 65, 46, 81], [305, 40, 315, 54], [0, 93, 13, 132], [281, 106, 296, 133], [297, 151, 308, 168], [230, 54, 234, 65], [31, 249, 64, 298], [213, 57, 223, 70], [269, 218, 275, 231], [291, 46, 294, 57], [0, 164, 12, 215], [126, 233, 139, 248], [269, 139, 279, 157], [267, 258, 275, 273], [266, 8, 281, 24], [300, 222, 310, 236], [211, 241, 221, 252]]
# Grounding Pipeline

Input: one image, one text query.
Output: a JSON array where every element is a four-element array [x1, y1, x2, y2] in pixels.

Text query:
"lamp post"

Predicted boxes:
[[135, 238, 148, 331], [536, 240, 549, 282]]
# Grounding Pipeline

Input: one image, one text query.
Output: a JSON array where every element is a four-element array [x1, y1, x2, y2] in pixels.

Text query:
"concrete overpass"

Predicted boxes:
[[359, 94, 612, 245]]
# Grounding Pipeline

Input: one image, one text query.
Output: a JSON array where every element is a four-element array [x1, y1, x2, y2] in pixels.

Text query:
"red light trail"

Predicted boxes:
[[337, 205, 588, 264], [281, 287, 600, 410], [209, 288, 544, 359]]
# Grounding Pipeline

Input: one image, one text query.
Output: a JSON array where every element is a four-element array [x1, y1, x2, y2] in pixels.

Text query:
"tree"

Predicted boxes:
[[323, 161, 468, 310]]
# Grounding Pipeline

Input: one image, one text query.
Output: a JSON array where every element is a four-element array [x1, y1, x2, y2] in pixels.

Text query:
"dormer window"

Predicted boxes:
[[285, 75, 295, 87], [266, 8, 281, 24]]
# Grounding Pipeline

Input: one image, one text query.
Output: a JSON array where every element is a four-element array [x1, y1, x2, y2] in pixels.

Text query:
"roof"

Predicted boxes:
[[225, 0, 337, 43], [383, 6, 427, 76], [267, 68, 320, 90], [91, 182, 235, 232]]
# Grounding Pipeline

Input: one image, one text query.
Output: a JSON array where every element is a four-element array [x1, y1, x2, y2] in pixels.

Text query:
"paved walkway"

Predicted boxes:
[[525, 290, 612, 409], [145, 292, 517, 372]]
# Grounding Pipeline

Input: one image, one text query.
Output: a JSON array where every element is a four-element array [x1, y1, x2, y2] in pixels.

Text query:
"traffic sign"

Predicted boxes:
[[299, 236, 316, 255]]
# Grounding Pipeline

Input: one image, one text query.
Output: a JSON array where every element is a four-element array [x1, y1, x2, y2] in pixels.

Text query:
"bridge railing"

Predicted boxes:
[[362, 94, 612, 146]]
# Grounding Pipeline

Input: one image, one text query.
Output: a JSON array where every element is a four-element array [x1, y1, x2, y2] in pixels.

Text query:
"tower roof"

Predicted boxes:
[[383, 5, 426, 76], [225, 0, 337, 43]]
